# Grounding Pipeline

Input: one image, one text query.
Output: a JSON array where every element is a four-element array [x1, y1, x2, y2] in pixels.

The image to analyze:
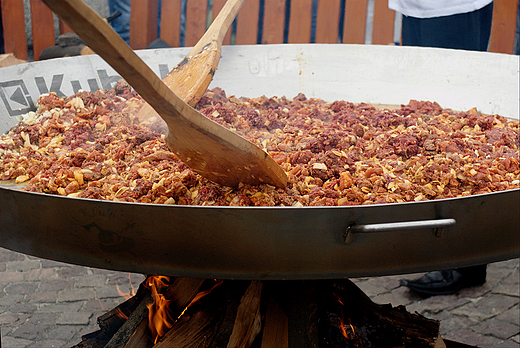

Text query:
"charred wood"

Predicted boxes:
[[97, 283, 150, 338], [266, 280, 320, 348], [104, 293, 152, 348], [327, 279, 441, 348], [260, 295, 288, 348], [207, 280, 251, 348], [226, 280, 263, 348]]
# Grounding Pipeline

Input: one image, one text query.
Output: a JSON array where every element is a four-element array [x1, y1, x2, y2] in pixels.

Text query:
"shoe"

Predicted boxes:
[[400, 267, 486, 297]]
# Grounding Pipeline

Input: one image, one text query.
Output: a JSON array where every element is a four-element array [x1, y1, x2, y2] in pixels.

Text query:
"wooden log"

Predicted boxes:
[[104, 293, 153, 348], [70, 330, 109, 348], [97, 283, 150, 338], [260, 295, 288, 348], [226, 280, 263, 348], [152, 280, 228, 347], [163, 277, 206, 310], [267, 280, 320, 348], [207, 281, 252, 348], [122, 317, 154, 348], [330, 279, 441, 347]]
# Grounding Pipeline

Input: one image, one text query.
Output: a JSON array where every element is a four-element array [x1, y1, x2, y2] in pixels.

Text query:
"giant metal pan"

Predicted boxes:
[[0, 44, 518, 279]]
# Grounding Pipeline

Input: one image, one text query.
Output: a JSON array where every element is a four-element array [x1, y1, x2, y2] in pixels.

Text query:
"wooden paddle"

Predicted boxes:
[[142, 0, 244, 108], [41, 0, 287, 188]]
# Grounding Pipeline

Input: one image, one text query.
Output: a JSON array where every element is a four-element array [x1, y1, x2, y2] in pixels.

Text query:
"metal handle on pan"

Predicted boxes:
[[343, 218, 456, 245]]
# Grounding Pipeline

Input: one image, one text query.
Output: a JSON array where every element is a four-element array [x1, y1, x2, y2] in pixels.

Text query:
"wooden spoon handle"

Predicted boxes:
[[41, 0, 188, 127], [190, 0, 246, 56]]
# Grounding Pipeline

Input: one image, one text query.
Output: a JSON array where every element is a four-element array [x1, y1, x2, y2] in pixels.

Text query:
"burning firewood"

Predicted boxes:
[[73, 278, 464, 348]]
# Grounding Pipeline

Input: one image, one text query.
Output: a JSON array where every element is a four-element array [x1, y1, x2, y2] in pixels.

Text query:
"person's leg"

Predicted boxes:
[[515, 0, 520, 55], [401, 15, 422, 47], [108, 0, 132, 44], [401, 265, 487, 297], [0, 3, 4, 54], [401, 2, 493, 51]]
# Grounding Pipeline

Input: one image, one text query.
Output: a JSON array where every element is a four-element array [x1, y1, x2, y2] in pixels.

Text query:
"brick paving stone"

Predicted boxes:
[[93, 284, 127, 299], [82, 298, 122, 313], [8, 303, 37, 314], [40, 259, 69, 268], [46, 324, 82, 341], [0, 252, 25, 263], [494, 304, 520, 326], [23, 267, 56, 281], [27, 339, 67, 348], [38, 278, 75, 292], [458, 283, 493, 298], [471, 319, 520, 340], [493, 268, 520, 297], [25, 291, 59, 303], [39, 302, 83, 314], [74, 274, 108, 288], [12, 313, 59, 340], [0, 336, 34, 348], [6, 260, 41, 272], [0, 312, 30, 327], [4, 282, 39, 296], [57, 288, 97, 302], [370, 285, 415, 307], [0, 294, 25, 307], [1, 270, 25, 283], [451, 294, 519, 322], [56, 266, 91, 279], [432, 312, 476, 335], [406, 295, 470, 315], [443, 327, 506, 347], [56, 311, 92, 325]]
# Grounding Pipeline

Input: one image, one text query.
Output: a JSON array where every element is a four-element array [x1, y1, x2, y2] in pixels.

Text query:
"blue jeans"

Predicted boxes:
[[108, 0, 131, 44]]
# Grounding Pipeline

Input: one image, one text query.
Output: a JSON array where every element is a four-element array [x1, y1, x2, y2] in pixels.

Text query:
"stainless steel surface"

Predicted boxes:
[[0, 186, 517, 279], [343, 218, 457, 244], [0, 44, 518, 279]]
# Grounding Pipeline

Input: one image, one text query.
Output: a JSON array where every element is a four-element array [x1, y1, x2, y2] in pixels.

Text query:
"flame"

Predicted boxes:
[[116, 273, 137, 300], [333, 293, 356, 340], [144, 276, 223, 344], [116, 308, 129, 320], [145, 275, 176, 342]]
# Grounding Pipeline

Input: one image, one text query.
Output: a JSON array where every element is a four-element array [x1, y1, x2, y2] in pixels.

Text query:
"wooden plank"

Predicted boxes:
[[129, 0, 159, 49], [342, 0, 368, 44], [160, 0, 182, 47], [212, 0, 232, 45], [59, 20, 73, 34], [260, 296, 289, 348], [371, 0, 395, 45], [315, 0, 341, 43], [185, 0, 208, 47], [1, 0, 28, 60], [287, 0, 312, 43], [235, 0, 260, 44], [488, 0, 518, 54], [104, 293, 153, 348], [226, 280, 263, 348], [30, 0, 56, 61], [262, 0, 285, 44], [0, 53, 27, 67]]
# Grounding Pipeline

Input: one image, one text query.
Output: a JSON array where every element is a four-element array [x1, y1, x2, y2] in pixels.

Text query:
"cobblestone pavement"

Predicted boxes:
[[0, 247, 518, 347]]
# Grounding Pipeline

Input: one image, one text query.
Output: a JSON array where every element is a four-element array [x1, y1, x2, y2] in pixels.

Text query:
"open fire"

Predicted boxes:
[[73, 277, 466, 348], [144, 276, 223, 343]]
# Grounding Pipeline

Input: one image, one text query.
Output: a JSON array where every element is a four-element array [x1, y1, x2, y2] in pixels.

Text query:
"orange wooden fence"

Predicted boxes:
[[1, 0, 518, 61]]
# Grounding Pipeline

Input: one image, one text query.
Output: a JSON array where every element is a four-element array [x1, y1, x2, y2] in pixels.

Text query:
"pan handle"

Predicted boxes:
[[343, 218, 456, 245]]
